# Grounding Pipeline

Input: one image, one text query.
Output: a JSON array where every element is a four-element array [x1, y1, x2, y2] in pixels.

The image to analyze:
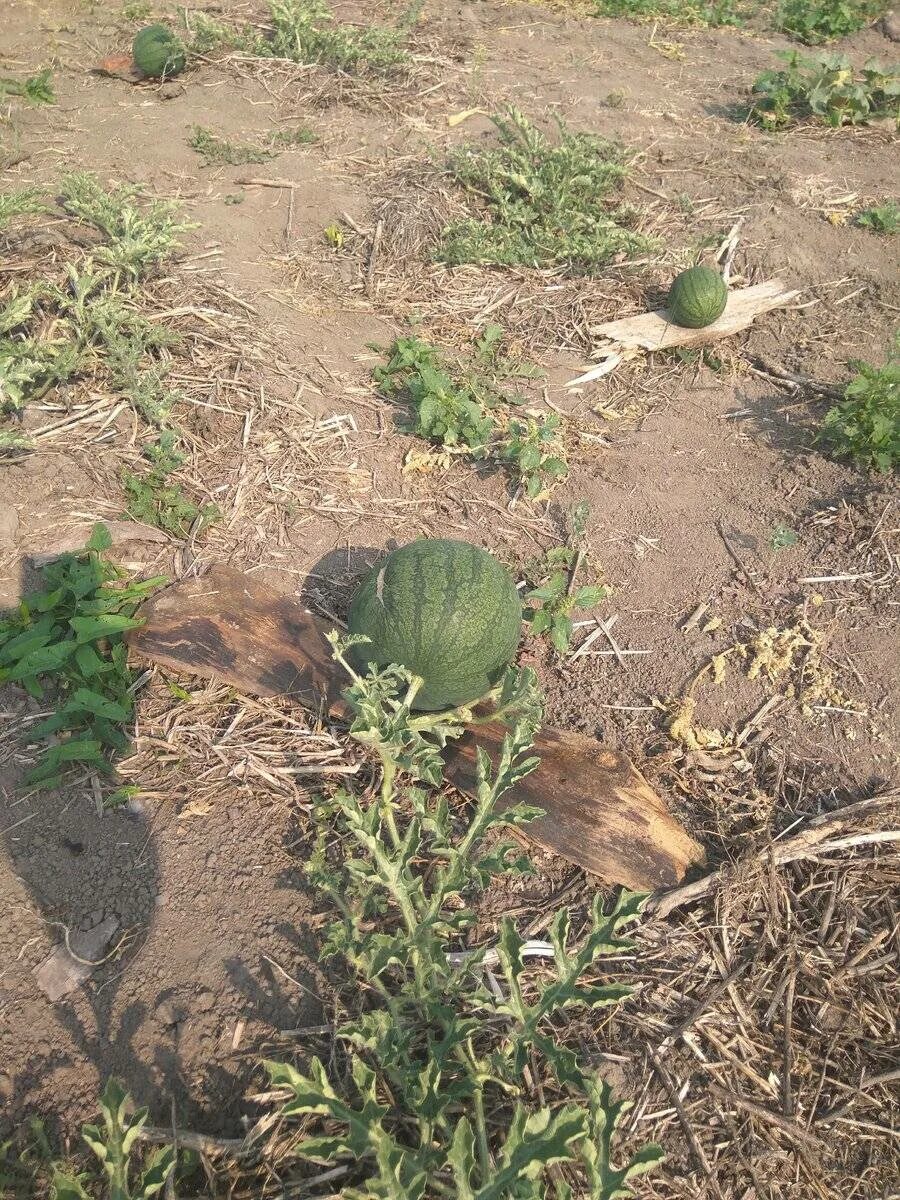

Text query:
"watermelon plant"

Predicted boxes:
[[264, 635, 664, 1198], [667, 264, 728, 329], [523, 510, 609, 654], [0, 68, 55, 105], [855, 200, 900, 235], [592, 0, 747, 24], [132, 24, 186, 79], [500, 413, 569, 500], [441, 108, 656, 270], [348, 538, 523, 711]]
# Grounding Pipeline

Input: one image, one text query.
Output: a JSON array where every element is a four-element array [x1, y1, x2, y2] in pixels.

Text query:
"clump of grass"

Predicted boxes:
[[592, 0, 747, 25], [855, 200, 900, 234], [774, 0, 887, 44], [0, 524, 165, 790], [819, 350, 899, 472], [441, 108, 656, 271], [0, 187, 48, 232], [186, 0, 413, 74], [0, 68, 55, 105], [123, 432, 219, 537], [750, 52, 900, 128], [188, 125, 275, 167]]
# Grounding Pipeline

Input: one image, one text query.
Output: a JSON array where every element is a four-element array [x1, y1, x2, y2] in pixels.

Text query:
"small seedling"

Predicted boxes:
[[750, 52, 900, 129], [122, 432, 219, 538], [0, 524, 165, 789], [855, 200, 900, 235], [500, 413, 569, 500], [0, 69, 55, 105], [771, 522, 799, 550], [819, 351, 899, 472], [323, 221, 345, 249], [188, 126, 274, 167], [774, 0, 887, 44], [442, 107, 656, 270], [523, 506, 608, 653], [53, 1079, 174, 1200], [269, 125, 318, 147]]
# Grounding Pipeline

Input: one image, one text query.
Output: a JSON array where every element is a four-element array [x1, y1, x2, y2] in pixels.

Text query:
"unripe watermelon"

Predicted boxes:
[[133, 24, 186, 79], [347, 538, 522, 711], [667, 265, 728, 329]]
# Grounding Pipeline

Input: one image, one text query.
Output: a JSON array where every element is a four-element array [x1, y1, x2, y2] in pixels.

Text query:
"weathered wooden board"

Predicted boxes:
[[127, 566, 705, 890]]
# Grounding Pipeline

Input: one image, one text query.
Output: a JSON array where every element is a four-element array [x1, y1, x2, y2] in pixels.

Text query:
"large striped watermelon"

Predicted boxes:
[[347, 538, 522, 711], [667, 265, 728, 329]]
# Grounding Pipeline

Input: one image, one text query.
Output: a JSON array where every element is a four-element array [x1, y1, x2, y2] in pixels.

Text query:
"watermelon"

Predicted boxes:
[[133, 24, 186, 79], [347, 538, 522, 711], [667, 265, 728, 329]]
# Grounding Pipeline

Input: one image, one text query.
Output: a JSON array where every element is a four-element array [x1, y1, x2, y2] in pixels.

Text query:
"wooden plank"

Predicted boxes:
[[127, 566, 705, 890], [568, 280, 800, 386]]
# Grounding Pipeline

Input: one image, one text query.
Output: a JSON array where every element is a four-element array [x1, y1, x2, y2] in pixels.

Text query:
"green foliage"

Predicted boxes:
[[523, 512, 608, 653], [0, 524, 165, 789], [186, 0, 412, 73], [59, 173, 190, 281], [188, 125, 274, 166], [374, 334, 497, 451], [122, 0, 153, 20], [750, 52, 900, 128], [266, 638, 663, 1198], [373, 332, 567, 500], [855, 199, 900, 234], [770, 522, 799, 551], [53, 1080, 175, 1200], [123, 432, 219, 537], [0, 68, 55, 105], [774, 0, 886, 43], [1, 176, 188, 440], [442, 108, 655, 271], [500, 414, 569, 500], [269, 124, 318, 146], [819, 351, 899, 472], [592, 0, 746, 24], [0, 1118, 55, 1198], [0, 187, 48, 231]]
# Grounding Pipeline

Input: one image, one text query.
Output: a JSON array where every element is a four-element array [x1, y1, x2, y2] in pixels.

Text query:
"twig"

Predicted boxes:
[[647, 793, 900, 919], [708, 1084, 825, 1150], [137, 1126, 250, 1156], [815, 1069, 900, 1125], [366, 218, 383, 298], [648, 1049, 725, 1199]]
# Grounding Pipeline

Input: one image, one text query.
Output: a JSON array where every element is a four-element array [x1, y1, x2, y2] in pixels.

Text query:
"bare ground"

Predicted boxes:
[[1, 1, 898, 1195]]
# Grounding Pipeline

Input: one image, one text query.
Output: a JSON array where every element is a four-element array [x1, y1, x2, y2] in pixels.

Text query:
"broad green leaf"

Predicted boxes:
[[70, 613, 142, 643]]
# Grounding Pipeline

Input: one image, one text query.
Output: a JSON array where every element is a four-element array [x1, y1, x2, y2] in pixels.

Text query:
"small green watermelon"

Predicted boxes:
[[347, 538, 522, 711], [667, 265, 728, 329], [133, 24, 186, 79]]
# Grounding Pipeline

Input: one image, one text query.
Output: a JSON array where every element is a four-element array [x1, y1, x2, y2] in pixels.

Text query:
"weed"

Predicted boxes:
[[523, 511, 608, 653], [442, 108, 656, 270], [374, 334, 497, 451], [223, 193, 245, 205], [123, 432, 219, 537], [0, 187, 47, 231], [750, 52, 900, 128], [819, 350, 899, 471], [500, 414, 569, 499], [855, 199, 900, 234], [770, 522, 799, 550], [774, 0, 887, 43], [59, 172, 191, 280], [323, 221, 346, 249], [0, 68, 55, 105], [269, 124, 318, 146], [187, 0, 411, 73], [122, 0, 153, 19], [0, 524, 165, 789], [188, 125, 274, 167], [267, 637, 663, 1197], [53, 1079, 174, 1199], [593, 0, 746, 25]]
